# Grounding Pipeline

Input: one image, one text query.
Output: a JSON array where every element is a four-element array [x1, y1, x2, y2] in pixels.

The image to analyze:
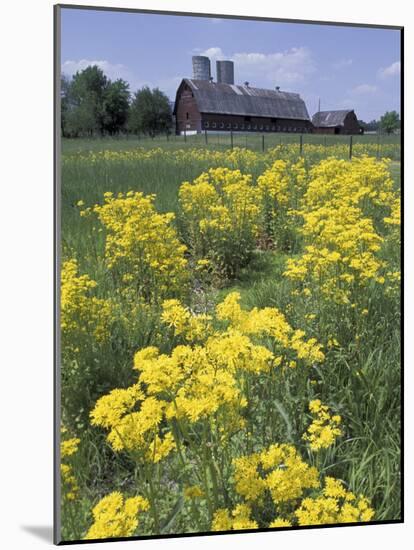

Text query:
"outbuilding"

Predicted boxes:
[[312, 110, 363, 134]]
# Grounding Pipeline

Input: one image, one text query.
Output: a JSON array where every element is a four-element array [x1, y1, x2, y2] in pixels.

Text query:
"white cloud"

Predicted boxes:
[[198, 47, 225, 61], [332, 58, 353, 70], [378, 61, 400, 79], [197, 46, 316, 87], [62, 59, 130, 80], [61, 59, 154, 94], [351, 84, 378, 94]]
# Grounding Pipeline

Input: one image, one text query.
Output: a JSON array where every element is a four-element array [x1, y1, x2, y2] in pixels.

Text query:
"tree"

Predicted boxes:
[[358, 119, 379, 133], [65, 65, 109, 136], [379, 111, 400, 135], [128, 86, 172, 137], [102, 79, 130, 135], [61, 74, 72, 137]]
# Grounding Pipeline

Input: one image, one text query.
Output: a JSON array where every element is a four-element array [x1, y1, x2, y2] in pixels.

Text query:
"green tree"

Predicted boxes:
[[102, 79, 130, 135], [65, 65, 109, 136], [128, 86, 172, 137], [61, 74, 72, 137], [379, 111, 400, 135]]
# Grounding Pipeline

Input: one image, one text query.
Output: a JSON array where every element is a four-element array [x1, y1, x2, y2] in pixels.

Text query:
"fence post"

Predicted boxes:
[[230, 130, 233, 150], [349, 135, 353, 159], [377, 133, 380, 159], [205, 129, 208, 144], [299, 134, 303, 156], [262, 134, 265, 152], [184, 129, 187, 143]]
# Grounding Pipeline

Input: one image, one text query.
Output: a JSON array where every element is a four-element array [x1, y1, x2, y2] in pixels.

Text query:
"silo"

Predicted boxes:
[[192, 56, 211, 80], [216, 60, 234, 85]]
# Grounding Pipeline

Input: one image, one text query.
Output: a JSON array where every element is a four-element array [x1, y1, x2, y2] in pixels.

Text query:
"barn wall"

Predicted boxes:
[[343, 112, 361, 134], [175, 85, 202, 134], [312, 127, 336, 134], [200, 113, 313, 133]]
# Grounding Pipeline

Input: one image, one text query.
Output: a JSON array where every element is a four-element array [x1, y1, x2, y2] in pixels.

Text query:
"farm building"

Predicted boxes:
[[312, 110, 363, 134], [173, 56, 313, 135]]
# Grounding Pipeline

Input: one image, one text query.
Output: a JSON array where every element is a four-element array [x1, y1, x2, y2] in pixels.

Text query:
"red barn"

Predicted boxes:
[[173, 57, 312, 135], [312, 110, 363, 134]]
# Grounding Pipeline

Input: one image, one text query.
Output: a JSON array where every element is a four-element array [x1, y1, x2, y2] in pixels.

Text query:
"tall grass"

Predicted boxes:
[[60, 138, 401, 539]]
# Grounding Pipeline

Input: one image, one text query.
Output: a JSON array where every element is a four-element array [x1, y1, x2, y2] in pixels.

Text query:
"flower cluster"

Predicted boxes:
[[212, 504, 258, 531], [83, 191, 188, 303], [257, 158, 307, 250], [284, 157, 396, 304], [90, 382, 176, 461], [295, 477, 374, 525], [179, 168, 261, 278], [84, 492, 149, 540], [60, 427, 80, 502], [302, 399, 342, 451], [216, 292, 324, 366], [211, 442, 374, 531], [161, 299, 212, 342], [61, 259, 112, 351], [233, 444, 319, 504]]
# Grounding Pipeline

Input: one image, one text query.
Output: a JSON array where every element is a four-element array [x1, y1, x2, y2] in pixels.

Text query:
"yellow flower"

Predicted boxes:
[[179, 167, 261, 278], [60, 428, 80, 502], [84, 492, 149, 540], [269, 518, 292, 528], [294, 477, 374, 526], [303, 400, 342, 451], [183, 485, 204, 499], [89, 191, 188, 303], [233, 443, 319, 505], [211, 504, 258, 531], [61, 259, 112, 349]]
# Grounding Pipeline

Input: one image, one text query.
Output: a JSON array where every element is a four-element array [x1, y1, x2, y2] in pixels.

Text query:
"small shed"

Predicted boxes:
[[312, 110, 363, 134]]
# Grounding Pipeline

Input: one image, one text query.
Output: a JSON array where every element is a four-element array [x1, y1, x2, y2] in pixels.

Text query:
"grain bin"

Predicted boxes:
[[216, 60, 234, 85], [192, 56, 211, 81]]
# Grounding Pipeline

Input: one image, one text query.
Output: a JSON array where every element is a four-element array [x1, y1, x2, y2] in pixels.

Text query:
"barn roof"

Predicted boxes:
[[174, 78, 311, 121], [312, 110, 354, 127]]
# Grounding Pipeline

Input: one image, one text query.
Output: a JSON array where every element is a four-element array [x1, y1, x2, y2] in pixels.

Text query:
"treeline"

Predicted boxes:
[[61, 65, 173, 138], [358, 111, 401, 134]]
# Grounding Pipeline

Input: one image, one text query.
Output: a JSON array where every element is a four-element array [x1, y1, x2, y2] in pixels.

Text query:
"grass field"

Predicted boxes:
[[60, 135, 401, 541], [62, 131, 401, 155]]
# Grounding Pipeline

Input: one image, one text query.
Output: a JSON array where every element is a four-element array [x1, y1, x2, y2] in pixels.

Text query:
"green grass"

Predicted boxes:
[[60, 137, 401, 540], [62, 131, 401, 155]]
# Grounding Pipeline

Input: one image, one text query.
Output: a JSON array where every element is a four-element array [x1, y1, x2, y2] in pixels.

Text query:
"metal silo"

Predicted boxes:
[[192, 56, 211, 80], [216, 60, 234, 84]]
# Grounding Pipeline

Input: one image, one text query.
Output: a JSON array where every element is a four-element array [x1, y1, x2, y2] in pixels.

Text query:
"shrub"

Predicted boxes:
[[83, 191, 188, 303], [179, 168, 261, 279]]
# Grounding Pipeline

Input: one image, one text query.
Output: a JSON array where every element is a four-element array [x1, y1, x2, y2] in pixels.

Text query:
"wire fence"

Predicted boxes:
[[192, 131, 398, 156], [129, 130, 401, 160], [63, 131, 401, 161]]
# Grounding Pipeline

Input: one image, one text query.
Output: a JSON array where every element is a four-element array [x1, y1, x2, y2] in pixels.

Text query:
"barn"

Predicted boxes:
[[312, 110, 363, 135], [173, 56, 313, 135]]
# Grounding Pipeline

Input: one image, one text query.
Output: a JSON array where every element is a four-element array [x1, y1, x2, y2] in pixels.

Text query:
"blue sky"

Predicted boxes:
[[61, 7, 401, 121]]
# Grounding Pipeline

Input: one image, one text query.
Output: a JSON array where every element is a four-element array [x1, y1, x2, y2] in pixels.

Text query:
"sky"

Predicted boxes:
[[60, 7, 401, 122]]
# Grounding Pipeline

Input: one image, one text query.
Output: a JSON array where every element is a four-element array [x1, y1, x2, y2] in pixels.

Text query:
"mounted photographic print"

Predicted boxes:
[[54, 3, 403, 544]]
